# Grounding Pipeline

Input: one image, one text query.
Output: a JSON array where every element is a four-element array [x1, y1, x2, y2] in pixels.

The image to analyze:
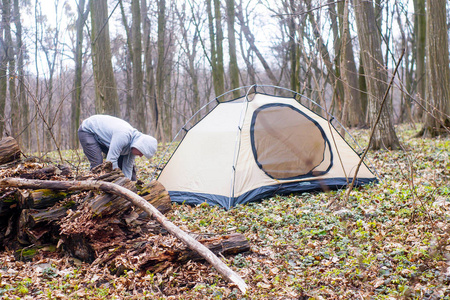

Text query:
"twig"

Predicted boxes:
[[342, 49, 405, 204]]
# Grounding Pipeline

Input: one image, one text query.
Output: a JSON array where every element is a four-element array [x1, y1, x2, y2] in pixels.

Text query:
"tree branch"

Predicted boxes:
[[0, 177, 248, 293], [342, 49, 405, 204]]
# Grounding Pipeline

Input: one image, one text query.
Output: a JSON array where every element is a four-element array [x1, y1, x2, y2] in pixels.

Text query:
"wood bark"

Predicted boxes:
[[0, 177, 248, 293], [13, 0, 28, 149], [339, 0, 362, 128], [413, 0, 426, 120], [286, 0, 298, 93], [0, 137, 21, 165], [421, 0, 450, 137], [3, 0, 18, 140], [140, 233, 250, 272], [206, 0, 225, 97], [90, 0, 120, 116], [131, 0, 146, 132], [353, 0, 400, 150], [118, 0, 134, 123], [226, 0, 240, 98], [213, 0, 225, 96], [0, 3, 6, 137], [71, 0, 90, 149], [156, 0, 166, 143]]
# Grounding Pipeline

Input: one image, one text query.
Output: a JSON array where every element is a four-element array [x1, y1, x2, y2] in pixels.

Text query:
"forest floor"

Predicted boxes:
[[0, 124, 449, 299]]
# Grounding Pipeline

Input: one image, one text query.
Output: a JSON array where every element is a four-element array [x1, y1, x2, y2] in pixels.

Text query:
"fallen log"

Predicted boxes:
[[0, 177, 249, 293], [140, 233, 250, 272], [28, 189, 73, 209]]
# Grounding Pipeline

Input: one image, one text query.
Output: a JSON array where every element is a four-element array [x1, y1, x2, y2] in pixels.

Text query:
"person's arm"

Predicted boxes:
[[106, 132, 130, 170], [120, 154, 135, 179]]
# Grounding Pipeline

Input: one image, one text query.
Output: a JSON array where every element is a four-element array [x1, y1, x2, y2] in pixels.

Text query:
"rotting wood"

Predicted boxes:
[[0, 177, 249, 293], [0, 137, 21, 165], [140, 233, 250, 271], [138, 180, 172, 215], [28, 189, 73, 209]]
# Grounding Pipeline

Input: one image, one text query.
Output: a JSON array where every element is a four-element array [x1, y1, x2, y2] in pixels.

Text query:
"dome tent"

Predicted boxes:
[[156, 86, 378, 209]]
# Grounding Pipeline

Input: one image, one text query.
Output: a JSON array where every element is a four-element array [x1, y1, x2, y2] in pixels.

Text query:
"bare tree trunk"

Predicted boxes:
[[395, 1, 413, 124], [142, 0, 157, 133], [238, 27, 256, 84], [33, 0, 41, 155], [132, 0, 145, 131], [90, 0, 119, 116], [226, 0, 239, 98], [13, 0, 27, 149], [70, 0, 89, 149], [0, 4, 7, 137], [3, 0, 17, 139], [421, 0, 450, 136], [359, 52, 368, 119], [156, 0, 166, 143], [236, 3, 277, 85], [354, 0, 400, 150], [118, 0, 133, 122], [206, 0, 225, 96], [413, 0, 426, 120], [213, 0, 224, 95], [286, 0, 298, 93], [339, 0, 362, 127], [175, 5, 200, 119], [304, 0, 343, 117]]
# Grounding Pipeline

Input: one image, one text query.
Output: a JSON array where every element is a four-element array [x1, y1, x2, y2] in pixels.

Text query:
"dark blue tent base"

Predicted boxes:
[[169, 177, 378, 210]]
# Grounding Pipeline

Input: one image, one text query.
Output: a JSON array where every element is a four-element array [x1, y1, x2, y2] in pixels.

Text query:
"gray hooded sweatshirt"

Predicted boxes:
[[81, 115, 157, 179]]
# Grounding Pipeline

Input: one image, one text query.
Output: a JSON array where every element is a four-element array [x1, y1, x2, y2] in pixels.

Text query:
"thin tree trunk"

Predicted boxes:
[[70, 0, 89, 149], [119, 0, 133, 122], [339, 0, 362, 128], [213, 0, 224, 96], [226, 0, 239, 98], [156, 0, 166, 143], [132, 0, 145, 131], [3, 0, 17, 139], [0, 3, 7, 137], [238, 27, 256, 84], [287, 0, 298, 93], [413, 0, 426, 120], [206, 0, 224, 96], [236, 4, 277, 85], [13, 0, 27, 149], [304, 0, 343, 117], [141, 0, 157, 133]]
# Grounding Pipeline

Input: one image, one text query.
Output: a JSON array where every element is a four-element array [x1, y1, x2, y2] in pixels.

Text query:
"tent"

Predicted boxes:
[[157, 86, 378, 209]]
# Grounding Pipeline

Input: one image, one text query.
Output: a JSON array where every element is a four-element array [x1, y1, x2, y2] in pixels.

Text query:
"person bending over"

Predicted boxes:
[[78, 114, 157, 181]]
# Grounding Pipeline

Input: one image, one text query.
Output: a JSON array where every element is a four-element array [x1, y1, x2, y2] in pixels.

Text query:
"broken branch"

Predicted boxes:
[[0, 177, 248, 293]]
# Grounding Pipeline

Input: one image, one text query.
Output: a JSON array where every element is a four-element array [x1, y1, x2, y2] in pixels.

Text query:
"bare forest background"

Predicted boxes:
[[0, 0, 449, 156]]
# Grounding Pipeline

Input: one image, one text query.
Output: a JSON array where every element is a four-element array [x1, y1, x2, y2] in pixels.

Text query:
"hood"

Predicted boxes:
[[131, 134, 158, 159]]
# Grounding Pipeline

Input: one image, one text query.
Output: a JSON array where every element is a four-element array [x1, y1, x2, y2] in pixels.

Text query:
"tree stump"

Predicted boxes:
[[0, 137, 21, 165]]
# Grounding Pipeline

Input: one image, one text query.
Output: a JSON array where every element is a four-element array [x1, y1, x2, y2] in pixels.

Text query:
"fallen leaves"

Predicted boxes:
[[1, 126, 450, 298]]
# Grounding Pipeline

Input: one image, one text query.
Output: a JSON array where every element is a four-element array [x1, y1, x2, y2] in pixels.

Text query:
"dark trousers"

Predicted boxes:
[[78, 127, 137, 180]]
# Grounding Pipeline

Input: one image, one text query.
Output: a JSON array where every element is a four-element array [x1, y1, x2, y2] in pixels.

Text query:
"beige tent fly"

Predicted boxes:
[[157, 87, 378, 209]]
